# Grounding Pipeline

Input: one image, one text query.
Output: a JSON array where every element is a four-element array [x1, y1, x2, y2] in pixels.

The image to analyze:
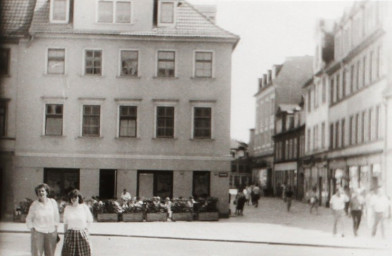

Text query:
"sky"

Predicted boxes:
[[188, 0, 354, 143]]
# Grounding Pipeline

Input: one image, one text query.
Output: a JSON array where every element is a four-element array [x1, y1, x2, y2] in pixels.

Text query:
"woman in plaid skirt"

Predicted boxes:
[[62, 189, 93, 256]]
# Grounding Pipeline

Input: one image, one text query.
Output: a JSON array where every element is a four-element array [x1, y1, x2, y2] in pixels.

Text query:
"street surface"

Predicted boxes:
[[1, 197, 391, 256]]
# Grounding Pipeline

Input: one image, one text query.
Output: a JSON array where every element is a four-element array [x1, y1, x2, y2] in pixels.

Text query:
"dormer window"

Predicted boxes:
[[159, 1, 175, 26], [97, 0, 132, 24], [50, 0, 70, 23]]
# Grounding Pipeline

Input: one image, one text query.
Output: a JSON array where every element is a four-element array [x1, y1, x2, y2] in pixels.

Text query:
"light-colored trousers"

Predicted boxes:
[[31, 229, 57, 256]]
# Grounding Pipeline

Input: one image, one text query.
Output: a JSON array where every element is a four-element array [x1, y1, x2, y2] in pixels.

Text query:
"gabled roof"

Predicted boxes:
[[0, 0, 36, 40], [29, 0, 239, 43]]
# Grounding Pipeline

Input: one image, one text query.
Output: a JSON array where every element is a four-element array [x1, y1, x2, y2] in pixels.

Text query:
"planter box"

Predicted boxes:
[[13, 214, 27, 223], [97, 213, 119, 222], [172, 212, 193, 221], [198, 212, 219, 221], [146, 212, 167, 222], [122, 212, 144, 222]]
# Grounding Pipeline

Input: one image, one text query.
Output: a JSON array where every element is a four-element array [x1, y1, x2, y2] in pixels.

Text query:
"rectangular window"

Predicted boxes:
[[375, 105, 380, 139], [350, 65, 355, 94], [293, 138, 297, 158], [285, 140, 289, 160], [98, 0, 131, 23], [308, 91, 311, 112], [47, 48, 65, 74], [349, 116, 354, 145], [85, 50, 102, 75], [193, 171, 210, 198], [82, 105, 100, 137], [119, 106, 137, 137], [362, 56, 366, 87], [336, 74, 341, 101], [356, 60, 360, 90], [330, 78, 334, 104], [321, 122, 325, 149], [342, 71, 346, 97], [329, 124, 334, 149], [194, 107, 211, 139], [195, 51, 213, 78], [0, 48, 10, 76], [361, 111, 366, 142], [156, 106, 174, 138], [322, 77, 326, 103], [50, 0, 69, 23], [369, 51, 373, 82], [341, 119, 345, 147], [335, 122, 340, 148], [355, 113, 360, 144], [45, 104, 63, 136], [0, 101, 6, 136], [160, 2, 174, 24], [368, 108, 373, 141], [120, 50, 138, 76], [44, 168, 79, 200], [157, 51, 175, 77]]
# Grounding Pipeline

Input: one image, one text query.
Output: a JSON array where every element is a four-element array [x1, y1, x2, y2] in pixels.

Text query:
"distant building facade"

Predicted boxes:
[[0, 0, 239, 218], [230, 140, 252, 189]]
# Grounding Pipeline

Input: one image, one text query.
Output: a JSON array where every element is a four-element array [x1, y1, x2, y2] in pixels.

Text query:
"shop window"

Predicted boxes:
[[44, 168, 79, 200], [193, 171, 210, 198]]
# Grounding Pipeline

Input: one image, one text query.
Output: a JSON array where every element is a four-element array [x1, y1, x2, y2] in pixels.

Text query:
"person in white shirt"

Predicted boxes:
[[61, 189, 93, 256], [26, 183, 60, 256], [329, 187, 349, 237], [370, 187, 390, 238], [120, 189, 132, 206]]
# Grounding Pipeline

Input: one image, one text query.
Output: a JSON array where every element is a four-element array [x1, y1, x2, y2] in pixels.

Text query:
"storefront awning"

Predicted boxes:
[[274, 162, 297, 171]]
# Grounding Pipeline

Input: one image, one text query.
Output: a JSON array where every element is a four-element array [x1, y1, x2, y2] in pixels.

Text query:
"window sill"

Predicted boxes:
[[190, 138, 214, 141], [190, 77, 215, 80], [79, 74, 104, 78], [116, 75, 141, 79], [43, 73, 67, 77], [41, 135, 66, 138], [115, 136, 140, 140], [77, 136, 103, 139], [152, 137, 178, 140], [152, 76, 178, 80]]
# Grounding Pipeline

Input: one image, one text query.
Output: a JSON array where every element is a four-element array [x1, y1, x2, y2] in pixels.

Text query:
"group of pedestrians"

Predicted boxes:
[[26, 183, 93, 256], [329, 186, 390, 238], [234, 184, 261, 216]]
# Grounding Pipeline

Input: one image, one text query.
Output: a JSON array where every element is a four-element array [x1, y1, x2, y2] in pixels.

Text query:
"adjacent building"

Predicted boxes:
[[230, 139, 252, 189], [0, 0, 239, 218]]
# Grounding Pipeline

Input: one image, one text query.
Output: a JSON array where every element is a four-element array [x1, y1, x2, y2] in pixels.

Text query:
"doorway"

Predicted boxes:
[[137, 171, 173, 199], [99, 169, 117, 199]]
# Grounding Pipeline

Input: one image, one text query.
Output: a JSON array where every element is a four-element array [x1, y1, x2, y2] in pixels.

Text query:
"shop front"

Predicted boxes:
[[274, 162, 297, 197]]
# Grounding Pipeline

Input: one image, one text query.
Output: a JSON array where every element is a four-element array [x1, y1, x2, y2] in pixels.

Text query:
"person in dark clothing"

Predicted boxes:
[[235, 190, 246, 216], [285, 186, 294, 212], [349, 189, 365, 236]]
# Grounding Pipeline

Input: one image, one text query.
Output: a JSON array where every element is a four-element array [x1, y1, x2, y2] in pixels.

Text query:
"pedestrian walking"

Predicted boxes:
[[246, 186, 252, 205], [285, 186, 294, 212], [343, 185, 351, 216], [61, 189, 93, 256], [330, 188, 349, 237], [244, 186, 250, 206], [235, 189, 246, 216], [349, 188, 365, 236], [370, 187, 390, 238], [26, 183, 60, 256], [252, 184, 261, 208], [309, 186, 319, 214]]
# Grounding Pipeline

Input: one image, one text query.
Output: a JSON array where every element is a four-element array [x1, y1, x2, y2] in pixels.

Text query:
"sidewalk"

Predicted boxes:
[[1, 197, 391, 251]]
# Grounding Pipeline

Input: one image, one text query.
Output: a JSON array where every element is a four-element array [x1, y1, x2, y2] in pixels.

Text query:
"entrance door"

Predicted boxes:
[[99, 169, 117, 199], [137, 171, 173, 199]]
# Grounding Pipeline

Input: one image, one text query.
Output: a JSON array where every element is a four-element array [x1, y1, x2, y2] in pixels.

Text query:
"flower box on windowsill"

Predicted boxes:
[[97, 213, 118, 222], [197, 212, 219, 221], [122, 212, 144, 222], [146, 212, 167, 222], [172, 212, 193, 221]]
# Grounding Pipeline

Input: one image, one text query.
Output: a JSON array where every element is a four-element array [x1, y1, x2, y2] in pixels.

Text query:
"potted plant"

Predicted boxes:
[[122, 202, 145, 222], [197, 197, 219, 221], [171, 198, 193, 221], [145, 198, 167, 222], [93, 199, 122, 222], [14, 198, 33, 222]]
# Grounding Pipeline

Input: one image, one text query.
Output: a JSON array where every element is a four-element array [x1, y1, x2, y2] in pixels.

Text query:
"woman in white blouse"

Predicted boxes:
[[61, 189, 93, 256], [26, 183, 60, 256]]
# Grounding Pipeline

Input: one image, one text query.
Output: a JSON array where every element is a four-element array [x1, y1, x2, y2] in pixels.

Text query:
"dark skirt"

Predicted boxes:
[[61, 229, 91, 256]]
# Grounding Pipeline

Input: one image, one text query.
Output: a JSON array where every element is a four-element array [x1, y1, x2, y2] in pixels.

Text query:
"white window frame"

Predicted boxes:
[[153, 99, 178, 139], [78, 98, 105, 138], [156, 50, 176, 78], [41, 96, 67, 136], [46, 47, 66, 75], [96, 0, 133, 24], [118, 49, 139, 77], [190, 100, 215, 140], [158, 0, 176, 27], [193, 50, 214, 78], [115, 98, 141, 138], [83, 48, 103, 76], [50, 0, 70, 24]]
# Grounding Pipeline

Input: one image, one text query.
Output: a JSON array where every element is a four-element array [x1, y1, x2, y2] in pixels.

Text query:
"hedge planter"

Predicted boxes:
[[122, 212, 144, 222], [97, 213, 119, 222], [146, 212, 167, 222], [197, 212, 219, 221], [172, 212, 193, 221], [13, 214, 27, 223]]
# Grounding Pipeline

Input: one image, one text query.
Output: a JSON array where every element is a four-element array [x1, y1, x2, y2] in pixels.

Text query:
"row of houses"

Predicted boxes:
[[249, 0, 392, 206], [0, 0, 239, 218]]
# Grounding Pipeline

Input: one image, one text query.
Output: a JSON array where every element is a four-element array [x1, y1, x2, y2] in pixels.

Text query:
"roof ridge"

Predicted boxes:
[[181, 0, 239, 40]]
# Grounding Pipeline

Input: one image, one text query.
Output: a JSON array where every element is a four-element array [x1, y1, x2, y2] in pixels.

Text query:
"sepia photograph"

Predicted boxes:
[[0, 0, 391, 255]]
